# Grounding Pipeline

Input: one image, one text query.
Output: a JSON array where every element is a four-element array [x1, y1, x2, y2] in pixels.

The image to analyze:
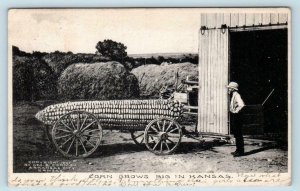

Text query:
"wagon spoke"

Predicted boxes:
[[167, 137, 178, 146], [150, 125, 159, 133], [56, 128, 71, 133], [75, 139, 79, 156], [160, 141, 163, 152], [156, 121, 162, 131], [169, 127, 180, 133], [165, 121, 174, 132], [68, 115, 76, 130], [81, 136, 96, 148], [80, 115, 88, 131], [81, 120, 96, 132], [164, 140, 170, 151], [148, 135, 156, 143], [147, 131, 158, 135], [60, 120, 73, 131], [79, 138, 87, 153], [66, 137, 75, 154], [76, 114, 80, 130], [59, 135, 74, 148], [55, 134, 72, 140], [162, 120, 166, 132], [152, 139, 161, 150], [167, 133, 181, 138], [149, 134, 160, 140], [166, 137, 174, 144]]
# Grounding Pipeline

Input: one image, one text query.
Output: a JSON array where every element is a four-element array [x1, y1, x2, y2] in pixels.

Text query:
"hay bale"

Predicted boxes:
[[58, 61, 139, 100], [132, 62, 198, 98]]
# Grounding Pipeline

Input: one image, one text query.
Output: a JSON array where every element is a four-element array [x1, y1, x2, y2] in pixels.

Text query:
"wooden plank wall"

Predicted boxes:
[[200, 13, 288, 28], [198, 29, 229, 134], [197, 12, 288, 135]]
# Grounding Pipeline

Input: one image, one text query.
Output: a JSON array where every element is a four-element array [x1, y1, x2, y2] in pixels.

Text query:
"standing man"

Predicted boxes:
[[227, 82, 245, 157]]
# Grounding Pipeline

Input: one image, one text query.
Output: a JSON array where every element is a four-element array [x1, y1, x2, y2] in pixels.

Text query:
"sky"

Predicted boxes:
[[8, 9, 203, 54]]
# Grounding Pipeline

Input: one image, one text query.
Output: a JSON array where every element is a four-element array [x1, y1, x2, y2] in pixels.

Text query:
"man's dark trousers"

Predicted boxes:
[[231, 112, 244, 154]]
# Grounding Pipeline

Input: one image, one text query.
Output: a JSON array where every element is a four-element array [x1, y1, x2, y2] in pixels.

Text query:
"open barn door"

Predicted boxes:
[[229, 28, 288, 135], [198, 29, 229, 135]]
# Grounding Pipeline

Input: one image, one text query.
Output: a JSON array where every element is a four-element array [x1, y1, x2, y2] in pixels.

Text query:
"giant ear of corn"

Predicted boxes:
[[35, 99, 184, 130]]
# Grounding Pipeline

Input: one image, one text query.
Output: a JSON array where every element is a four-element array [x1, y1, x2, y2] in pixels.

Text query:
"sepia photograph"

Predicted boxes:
[[8, 8, 291, 186]]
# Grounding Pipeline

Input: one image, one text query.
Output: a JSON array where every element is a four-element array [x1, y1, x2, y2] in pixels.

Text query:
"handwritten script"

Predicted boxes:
[[9, 173, 290, 187]]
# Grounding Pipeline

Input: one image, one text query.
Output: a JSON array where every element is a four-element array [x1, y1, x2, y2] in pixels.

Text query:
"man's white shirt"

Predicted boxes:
[[230, 91, 245, 113]]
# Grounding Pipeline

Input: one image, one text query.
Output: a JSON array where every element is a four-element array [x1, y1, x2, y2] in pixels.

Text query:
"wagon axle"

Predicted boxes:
[[73, 129, 81, 137], [158, 132, 169, 141]]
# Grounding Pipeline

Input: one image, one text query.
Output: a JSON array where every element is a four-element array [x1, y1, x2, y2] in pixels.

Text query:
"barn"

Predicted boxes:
[[197, 11, 289, 137]]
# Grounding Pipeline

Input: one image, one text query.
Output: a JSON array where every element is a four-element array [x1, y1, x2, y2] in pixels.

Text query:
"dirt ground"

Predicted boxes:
[[12, 102, 288, 173]]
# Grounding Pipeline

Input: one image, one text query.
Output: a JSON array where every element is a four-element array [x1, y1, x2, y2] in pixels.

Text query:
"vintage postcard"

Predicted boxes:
[[8, 8, 291, 187]]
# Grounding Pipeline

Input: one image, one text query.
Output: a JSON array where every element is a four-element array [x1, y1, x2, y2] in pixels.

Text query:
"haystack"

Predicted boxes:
[[131, 62, 198, 98], [58, 61, 139, 100]]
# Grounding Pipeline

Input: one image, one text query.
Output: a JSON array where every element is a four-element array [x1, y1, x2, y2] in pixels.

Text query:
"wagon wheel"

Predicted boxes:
[[130, 130, 145, 147], [144, 117, 182, 155], [52, 111, 102, 158]]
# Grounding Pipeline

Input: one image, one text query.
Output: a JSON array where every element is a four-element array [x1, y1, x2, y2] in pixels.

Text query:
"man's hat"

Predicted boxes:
[[227, 81, 239, 90]]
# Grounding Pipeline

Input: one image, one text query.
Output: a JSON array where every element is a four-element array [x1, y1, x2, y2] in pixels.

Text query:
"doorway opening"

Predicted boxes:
[[229, 28, 288, 135]]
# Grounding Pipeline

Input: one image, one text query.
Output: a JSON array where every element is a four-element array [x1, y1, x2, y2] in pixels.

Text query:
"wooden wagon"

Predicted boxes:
[[36, 99, 192, 158]]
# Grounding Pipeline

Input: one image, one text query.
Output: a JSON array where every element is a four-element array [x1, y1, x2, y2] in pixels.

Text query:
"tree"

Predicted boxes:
[[32, 51, 47, 59], [13, 56, 57, 101], [95, 39, 127, 63], [157, 56, 165, 64], [12, 46, 31, 57]]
